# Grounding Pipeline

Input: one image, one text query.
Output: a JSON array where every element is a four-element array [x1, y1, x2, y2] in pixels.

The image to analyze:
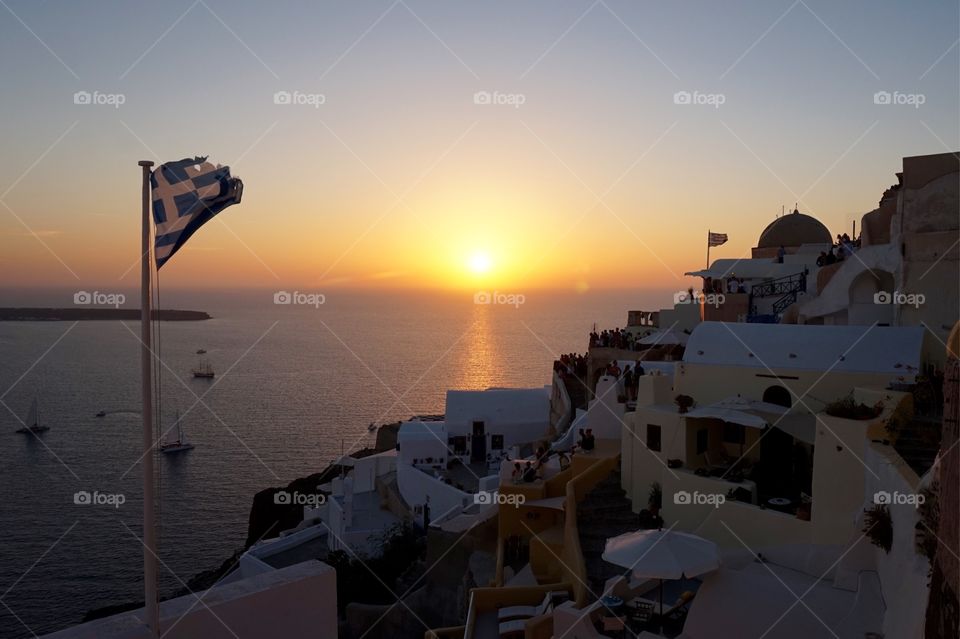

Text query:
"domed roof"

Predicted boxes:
[[757, 208, 832, 248]]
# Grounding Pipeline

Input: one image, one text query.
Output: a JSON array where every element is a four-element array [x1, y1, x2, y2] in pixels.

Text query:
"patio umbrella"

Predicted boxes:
[[638, 329, 689, 346], [603, 529, 720, 623]]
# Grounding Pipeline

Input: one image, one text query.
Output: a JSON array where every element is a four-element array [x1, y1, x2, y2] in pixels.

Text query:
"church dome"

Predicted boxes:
[[756, 208, 832, 248]]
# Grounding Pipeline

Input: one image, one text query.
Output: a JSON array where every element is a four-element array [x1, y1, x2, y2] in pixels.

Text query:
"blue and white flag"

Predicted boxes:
[[151, 156, 243, 268]]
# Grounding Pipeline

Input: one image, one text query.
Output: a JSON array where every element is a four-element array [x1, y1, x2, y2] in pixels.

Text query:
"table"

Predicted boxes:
[[766, 497, 793, 513]]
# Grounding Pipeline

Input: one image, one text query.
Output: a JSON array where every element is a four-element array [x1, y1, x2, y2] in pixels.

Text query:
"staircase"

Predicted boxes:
[[894, 415, 942, 477], [748, 271, 807, 322], [577, 467, 644, 595], [562, 373, 588, 411]]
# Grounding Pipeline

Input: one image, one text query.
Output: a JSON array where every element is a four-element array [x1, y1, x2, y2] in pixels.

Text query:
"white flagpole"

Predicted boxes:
[[138, 159, 160, 638]]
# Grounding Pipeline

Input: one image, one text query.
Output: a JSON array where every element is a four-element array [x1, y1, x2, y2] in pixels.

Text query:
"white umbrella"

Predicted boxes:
[[638, 329, 689, 346], [603, 529, 720, 622]]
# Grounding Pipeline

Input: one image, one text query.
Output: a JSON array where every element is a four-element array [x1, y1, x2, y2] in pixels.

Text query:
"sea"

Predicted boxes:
[[0, 287, 673, 637]]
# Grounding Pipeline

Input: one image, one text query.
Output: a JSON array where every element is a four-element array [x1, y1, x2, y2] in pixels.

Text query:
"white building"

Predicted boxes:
[[396, 387, 552, 524], [444, 387, 552, 461]]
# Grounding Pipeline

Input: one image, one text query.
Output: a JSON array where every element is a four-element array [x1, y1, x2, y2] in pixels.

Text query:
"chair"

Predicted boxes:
[[601, 615, 626, 638], [628, 600, 653, 624], [497, 591, 553, 621], [703, 451, 732, 473], [630, 591, 695, 619]]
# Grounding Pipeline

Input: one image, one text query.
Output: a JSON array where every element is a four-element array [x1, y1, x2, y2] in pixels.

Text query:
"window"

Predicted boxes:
[[723, 423, 745, 445], [696, 429, 708, 455], [451, 436, 467, 455], [646, 425, 662, 452], [491, 434, 504, 450]]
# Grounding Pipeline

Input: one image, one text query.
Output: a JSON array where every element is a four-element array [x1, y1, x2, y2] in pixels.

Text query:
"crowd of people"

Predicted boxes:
[[603, 360, 645, 402], [589, 328, 651, 351], [509, 443, 574, 484], [554, 352, 588, 379], [816, 233, 859, 266]]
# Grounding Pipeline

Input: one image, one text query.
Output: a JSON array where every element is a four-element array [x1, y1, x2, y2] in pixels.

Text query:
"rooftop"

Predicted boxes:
[[756, 209, 833, 248], [684, 259, 807, 280], [445, 387, 550, 429], [683, 322, 925, 373]]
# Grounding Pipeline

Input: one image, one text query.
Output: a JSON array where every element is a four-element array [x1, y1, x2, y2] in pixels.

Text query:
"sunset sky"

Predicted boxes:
[[0, 0, 957, 292]]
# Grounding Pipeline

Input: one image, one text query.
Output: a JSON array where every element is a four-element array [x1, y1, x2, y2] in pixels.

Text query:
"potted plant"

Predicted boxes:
[[863, 504, 893, 553], [825, 394, 882, 420], [675, 394, 695, 414], [648, 482, 662, 516]]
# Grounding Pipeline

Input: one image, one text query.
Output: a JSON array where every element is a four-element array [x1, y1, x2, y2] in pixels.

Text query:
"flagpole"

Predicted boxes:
[[706, 229, 711, 269], [138, 159, 160, 638]]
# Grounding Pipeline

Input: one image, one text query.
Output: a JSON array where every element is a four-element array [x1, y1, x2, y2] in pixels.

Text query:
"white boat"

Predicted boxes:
[[192, 358, 215, 379], [160, 411, 195, 454], [16, 396, 50, 434]]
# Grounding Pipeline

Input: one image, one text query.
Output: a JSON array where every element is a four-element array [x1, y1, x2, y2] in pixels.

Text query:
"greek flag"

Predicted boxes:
[[151, 157, 243, 268], [708, 232, 728, 247]]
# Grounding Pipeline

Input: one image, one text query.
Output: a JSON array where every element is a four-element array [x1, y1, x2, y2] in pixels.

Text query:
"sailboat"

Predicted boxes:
[[16, 397, 50, 434], [160, 411, 195, 454], [192, 358, 215, 379]]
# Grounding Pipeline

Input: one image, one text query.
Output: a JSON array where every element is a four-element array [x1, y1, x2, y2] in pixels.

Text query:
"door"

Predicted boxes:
[[471, 421, 486, 462]]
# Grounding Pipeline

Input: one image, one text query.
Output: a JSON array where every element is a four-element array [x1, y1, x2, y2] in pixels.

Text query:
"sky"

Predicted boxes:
[[0, 0, 957, 293]]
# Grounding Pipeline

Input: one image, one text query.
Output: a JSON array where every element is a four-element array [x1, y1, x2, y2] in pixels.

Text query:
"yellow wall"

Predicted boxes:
[[676, 363, 898, 411]]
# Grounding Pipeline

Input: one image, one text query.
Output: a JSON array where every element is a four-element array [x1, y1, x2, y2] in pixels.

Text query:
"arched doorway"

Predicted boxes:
[[763, 385, 792, 408], [848, 269, 895, 325]]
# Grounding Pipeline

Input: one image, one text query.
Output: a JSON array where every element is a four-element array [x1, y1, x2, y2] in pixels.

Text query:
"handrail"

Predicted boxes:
[[750, 271, 807, 298]]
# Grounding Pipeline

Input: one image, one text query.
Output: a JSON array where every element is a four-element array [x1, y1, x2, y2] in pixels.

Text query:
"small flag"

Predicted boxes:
[[708, 232, 728, 247], [151, 156, 243, 268]]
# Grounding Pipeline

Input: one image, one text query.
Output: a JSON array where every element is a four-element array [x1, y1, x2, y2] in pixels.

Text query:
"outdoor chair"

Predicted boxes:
[[601, 615, 627, 638], [497, 591, 553, 621]]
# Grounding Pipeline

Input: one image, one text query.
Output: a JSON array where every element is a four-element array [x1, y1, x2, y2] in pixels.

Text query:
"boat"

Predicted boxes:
[[96, 410, 106, 417], [16, 397, 50, 434], [192, 358, 215, 379], [196, 348, 207, 355], [160, 411, 195, 454]]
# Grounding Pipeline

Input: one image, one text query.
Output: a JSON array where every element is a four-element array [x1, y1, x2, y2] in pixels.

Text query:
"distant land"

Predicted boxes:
[[0, 308, 211, 321]]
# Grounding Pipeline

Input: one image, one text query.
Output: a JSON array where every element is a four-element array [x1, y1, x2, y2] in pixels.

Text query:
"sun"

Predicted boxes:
[[467, 251, 492, 274]]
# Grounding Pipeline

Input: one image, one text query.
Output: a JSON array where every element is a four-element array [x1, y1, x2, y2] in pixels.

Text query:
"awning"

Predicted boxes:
[[685, 397, 816, 444], [685, 396, 788, 429], [685, 406, 770, 429]]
